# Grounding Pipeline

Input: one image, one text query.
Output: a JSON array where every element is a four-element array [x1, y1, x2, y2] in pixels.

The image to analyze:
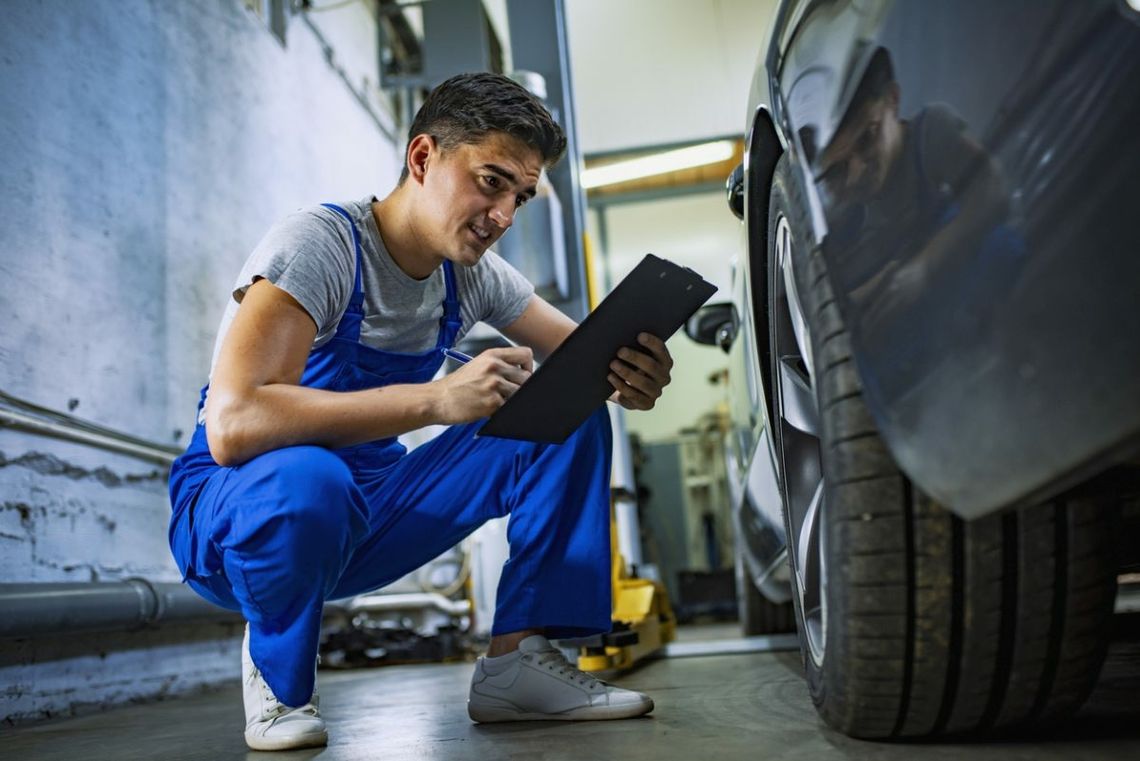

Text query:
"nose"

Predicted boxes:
[[489, 199, 516, 229]]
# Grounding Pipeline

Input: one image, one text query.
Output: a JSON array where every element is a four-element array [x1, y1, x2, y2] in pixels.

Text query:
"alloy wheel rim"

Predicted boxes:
[[772, 214, 828, 668]]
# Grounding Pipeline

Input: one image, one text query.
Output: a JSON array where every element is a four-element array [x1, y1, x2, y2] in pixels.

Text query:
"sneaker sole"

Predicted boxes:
[[468, 698, 654, 723], [244, 729, 329, 752]]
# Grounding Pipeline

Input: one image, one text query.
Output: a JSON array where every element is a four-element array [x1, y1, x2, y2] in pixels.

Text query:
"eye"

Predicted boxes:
[[857, 122, 880, 153], [482, 175, 500, 189], [515, 195, 529, 208]]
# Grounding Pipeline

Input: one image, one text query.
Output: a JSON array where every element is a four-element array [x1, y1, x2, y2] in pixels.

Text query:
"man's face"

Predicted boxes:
[[417, 131, 543, 267], [818, 88, 903, 208]]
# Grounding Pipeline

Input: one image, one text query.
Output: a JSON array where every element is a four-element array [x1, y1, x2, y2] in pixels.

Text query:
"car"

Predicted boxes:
[[686, 0, 1140, 741]]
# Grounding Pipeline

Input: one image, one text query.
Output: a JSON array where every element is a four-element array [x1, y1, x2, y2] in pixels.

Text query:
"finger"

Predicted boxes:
[[615, 347, 671, 388], [494, 361, 532, 386], [610, 359, 662, 398], [616, 394, 639, 411], [616, 391, 643, 411], [488, 346, 534, 372], [608, 373, 652, 410], [608, 374, 637, 403], [495, 378, 521, 401], [612, 360, 662, 398], [637, 333, 673, 369], [615, 346, 662, 378]]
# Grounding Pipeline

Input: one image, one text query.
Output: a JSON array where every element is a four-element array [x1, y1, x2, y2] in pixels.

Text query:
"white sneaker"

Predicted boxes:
[[468, 635, 654, 722], [241, 625, 328, 751]]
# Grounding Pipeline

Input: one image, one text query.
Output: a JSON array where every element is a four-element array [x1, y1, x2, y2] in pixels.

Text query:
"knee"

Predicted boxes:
[[251, 446, 358, 527]]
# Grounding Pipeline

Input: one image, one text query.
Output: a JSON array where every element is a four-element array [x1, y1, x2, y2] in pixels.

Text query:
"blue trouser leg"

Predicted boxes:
[[171, 407, 612, 707], [172, 445, 371, 707], [332, 406, 614, 638]]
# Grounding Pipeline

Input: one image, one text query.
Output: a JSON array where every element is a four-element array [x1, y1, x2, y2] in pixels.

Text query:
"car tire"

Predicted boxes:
[[766, 153, 1120, 739]]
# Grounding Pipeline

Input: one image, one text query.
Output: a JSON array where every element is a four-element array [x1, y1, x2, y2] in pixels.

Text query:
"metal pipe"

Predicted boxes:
[[299, 11, 398, 143], [0, 408, 179, 466], [0, 580, 242, 639], [345, 592, 471, 617]]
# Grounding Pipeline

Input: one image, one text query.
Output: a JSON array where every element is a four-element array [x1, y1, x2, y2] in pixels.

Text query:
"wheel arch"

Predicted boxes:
[[743, 104, 784, 429]]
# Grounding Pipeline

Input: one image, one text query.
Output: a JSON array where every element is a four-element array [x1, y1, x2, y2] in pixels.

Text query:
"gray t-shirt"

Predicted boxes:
[[203, 197, 533, 414], [863, 103, 970, 234]]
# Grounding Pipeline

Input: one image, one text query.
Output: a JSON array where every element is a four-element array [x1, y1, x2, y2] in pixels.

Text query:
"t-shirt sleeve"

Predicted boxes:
[[469, 250, 536, 329], [231, 206, 355, 338]]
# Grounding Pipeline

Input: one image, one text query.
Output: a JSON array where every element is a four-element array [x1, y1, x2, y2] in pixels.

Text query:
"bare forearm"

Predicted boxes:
[[206, 381, 441, 466]]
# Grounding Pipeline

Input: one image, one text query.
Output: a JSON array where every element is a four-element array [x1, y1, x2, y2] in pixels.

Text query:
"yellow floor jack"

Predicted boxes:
[[576, 488, 677, 672], [573, 234, 676, 672]]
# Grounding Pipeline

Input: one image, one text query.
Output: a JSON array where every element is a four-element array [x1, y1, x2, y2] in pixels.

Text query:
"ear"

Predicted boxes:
[[405, 134, 436, 185]]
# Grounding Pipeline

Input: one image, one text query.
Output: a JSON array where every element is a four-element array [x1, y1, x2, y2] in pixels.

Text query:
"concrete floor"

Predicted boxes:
[[4, 621, 1140, 761]]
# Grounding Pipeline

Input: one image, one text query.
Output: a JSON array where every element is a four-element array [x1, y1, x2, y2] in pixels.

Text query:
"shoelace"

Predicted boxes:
[[529, 649, 603, 689], [249, 668, 287, 719], [249, 666, 319, 719]]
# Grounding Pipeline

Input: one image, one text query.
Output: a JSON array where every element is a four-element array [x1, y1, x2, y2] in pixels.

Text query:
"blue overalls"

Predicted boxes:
[[168, 204, 613, 707]]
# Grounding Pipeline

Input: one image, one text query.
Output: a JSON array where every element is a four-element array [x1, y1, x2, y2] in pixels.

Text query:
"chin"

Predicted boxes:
[[454, 248, 485, 267]]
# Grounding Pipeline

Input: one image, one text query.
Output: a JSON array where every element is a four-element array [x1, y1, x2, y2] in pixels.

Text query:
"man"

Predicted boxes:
[[168, 72, 672, 751], [813, 47, 1019, 395], [815, 47, 1013, 309]]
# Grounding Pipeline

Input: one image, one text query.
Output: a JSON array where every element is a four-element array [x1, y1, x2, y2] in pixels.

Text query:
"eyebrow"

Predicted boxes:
[[483, 163, 538, 199]]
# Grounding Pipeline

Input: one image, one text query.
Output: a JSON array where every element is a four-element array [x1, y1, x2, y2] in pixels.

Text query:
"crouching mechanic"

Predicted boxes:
[[167, 72, 673, 751]]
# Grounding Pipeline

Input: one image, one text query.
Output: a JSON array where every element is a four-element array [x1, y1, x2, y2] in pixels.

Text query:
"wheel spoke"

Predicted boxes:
[[778, 355, 819, 436], [795, 479, 823, 599], [778, 219, 814, 379]]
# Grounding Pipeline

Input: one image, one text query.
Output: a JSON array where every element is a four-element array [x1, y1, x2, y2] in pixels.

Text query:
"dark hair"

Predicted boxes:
[[849, 47, 895, 111], [826, 47, 896, 156], [398, 72, 567, 184]]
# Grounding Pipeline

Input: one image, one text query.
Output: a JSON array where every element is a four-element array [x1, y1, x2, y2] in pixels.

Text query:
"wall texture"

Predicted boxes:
[[0, 0, 399, 724]]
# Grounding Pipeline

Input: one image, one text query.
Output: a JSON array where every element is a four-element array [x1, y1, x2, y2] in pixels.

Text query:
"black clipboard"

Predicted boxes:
[[479, 254, 717, 444]]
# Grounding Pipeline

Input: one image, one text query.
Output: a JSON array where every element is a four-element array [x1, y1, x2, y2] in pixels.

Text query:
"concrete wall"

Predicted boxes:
[[0, 0, 400, 724]]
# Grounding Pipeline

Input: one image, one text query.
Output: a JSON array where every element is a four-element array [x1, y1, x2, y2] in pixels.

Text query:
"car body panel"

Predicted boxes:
[[728, 0, 1140, 530]]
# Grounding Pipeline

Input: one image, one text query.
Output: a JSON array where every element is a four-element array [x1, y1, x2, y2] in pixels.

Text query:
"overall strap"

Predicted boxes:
[[437, 260, 463, 347], [321, 203, 366, 341]]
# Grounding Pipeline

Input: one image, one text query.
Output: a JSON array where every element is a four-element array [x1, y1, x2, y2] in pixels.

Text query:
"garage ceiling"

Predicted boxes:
[[565, 0, 777, 155]]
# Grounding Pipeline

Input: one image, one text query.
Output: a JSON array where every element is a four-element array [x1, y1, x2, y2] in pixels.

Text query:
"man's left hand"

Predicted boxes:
[[607, 333, 673, 411]]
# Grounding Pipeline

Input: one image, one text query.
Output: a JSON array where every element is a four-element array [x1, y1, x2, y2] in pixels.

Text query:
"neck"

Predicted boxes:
[[371, 189, 444, 280]]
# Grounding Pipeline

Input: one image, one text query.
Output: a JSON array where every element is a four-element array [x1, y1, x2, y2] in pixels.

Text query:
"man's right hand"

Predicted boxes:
[[433, 346, 534, 423]]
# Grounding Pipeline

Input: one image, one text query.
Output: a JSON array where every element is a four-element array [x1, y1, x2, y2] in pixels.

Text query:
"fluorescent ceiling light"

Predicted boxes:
[[581, 139, 736, 189]]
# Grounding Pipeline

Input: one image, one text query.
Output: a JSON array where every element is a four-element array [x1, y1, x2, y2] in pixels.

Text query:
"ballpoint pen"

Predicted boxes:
[[442, 348, 474, 364]]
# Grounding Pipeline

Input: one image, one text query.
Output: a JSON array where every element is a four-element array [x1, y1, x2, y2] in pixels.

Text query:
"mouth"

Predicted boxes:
[[467, 222, 493, 245]]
